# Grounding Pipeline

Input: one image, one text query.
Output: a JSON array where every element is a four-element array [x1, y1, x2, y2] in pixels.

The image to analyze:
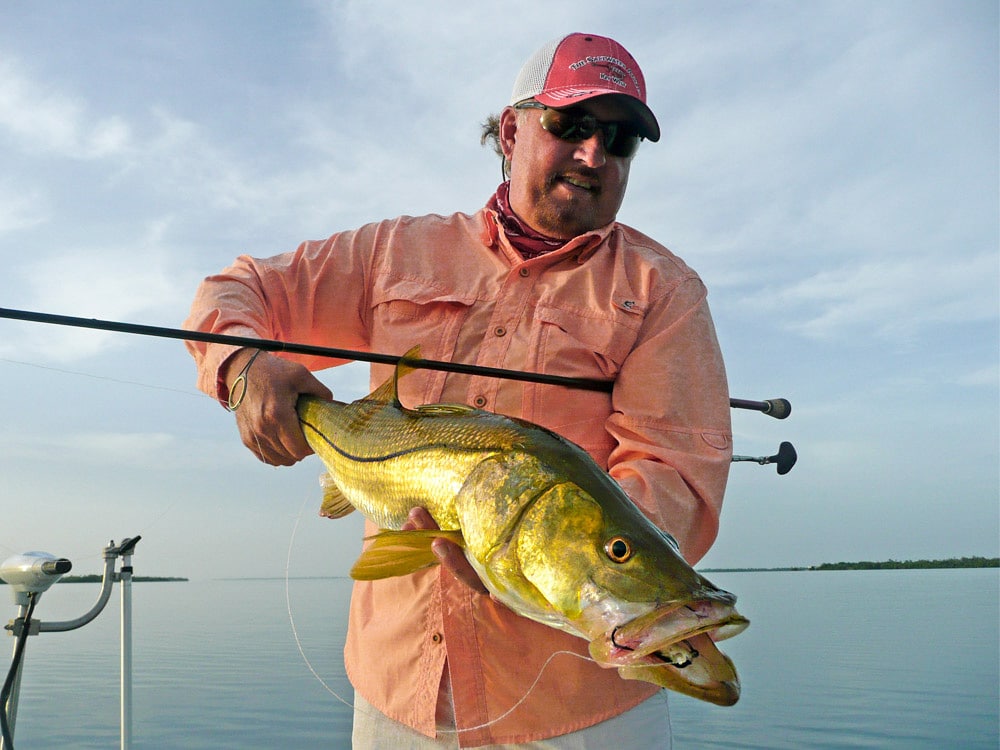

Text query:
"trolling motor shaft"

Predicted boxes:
[[1, 537, 140, 750]]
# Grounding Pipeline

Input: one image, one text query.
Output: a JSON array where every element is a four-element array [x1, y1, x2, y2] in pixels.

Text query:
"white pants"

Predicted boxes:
[[351, 690, 672, 749]]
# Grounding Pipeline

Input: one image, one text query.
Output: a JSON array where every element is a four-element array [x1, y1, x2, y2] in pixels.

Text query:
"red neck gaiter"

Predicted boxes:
[[487, 182, 569, 259]]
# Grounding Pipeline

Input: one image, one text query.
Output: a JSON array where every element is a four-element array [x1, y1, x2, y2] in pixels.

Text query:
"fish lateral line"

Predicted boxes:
[[300, 418, 486, 464]]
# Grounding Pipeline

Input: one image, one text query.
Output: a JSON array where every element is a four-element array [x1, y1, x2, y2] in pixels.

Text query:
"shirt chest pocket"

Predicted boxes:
[[531, 303, 642, 381], [369, 278, 475, 362]]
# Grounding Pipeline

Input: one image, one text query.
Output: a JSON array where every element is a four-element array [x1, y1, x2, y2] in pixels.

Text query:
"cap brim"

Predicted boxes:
[[534, 91, 660, 142]]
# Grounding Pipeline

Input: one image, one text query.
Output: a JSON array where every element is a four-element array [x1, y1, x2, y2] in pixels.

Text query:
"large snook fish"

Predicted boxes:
[[297, 351, 749, 706]]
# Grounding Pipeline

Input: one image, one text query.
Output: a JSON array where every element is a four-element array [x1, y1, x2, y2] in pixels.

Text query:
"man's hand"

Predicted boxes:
[[402, 507, 488, 594], [225, 348, 332, 466]]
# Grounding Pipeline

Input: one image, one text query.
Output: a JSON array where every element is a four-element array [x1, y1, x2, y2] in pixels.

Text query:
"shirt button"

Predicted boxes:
[[473, 396, 487, 407], [431, 632, 443, 644], [519, 267, 530, 278], [494, 326, 506, 337]]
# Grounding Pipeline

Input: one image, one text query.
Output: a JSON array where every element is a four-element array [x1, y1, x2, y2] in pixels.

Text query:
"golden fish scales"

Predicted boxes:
[[296, 349, 748, 706]]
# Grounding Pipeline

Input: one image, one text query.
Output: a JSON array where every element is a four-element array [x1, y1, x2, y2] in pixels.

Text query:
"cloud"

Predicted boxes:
[[0, 56, 132, 159], [956, 365, 1000, 389], [4, 429, 175, 466], [25, 223, 178, 310], [2, 427, 248, 471], [2, 219, 187, 361], [0, 181, 46, 233], [745, 252, 998, 341], [615, 5, 1000, 350]]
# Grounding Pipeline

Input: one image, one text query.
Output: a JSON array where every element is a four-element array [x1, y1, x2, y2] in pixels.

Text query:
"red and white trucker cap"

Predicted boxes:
[[509, 33, 660, 142]]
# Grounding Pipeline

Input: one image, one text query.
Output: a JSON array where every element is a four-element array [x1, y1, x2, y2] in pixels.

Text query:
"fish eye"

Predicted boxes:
[[605, 536, 633, 563]]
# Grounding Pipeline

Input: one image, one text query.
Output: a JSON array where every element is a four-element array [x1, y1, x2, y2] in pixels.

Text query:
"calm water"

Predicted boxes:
[[6, 569, 998, 748]]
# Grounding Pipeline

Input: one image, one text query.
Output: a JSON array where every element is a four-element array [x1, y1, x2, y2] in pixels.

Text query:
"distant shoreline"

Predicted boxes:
[[16, 557, 994, 583], [701, 556, 999, 573]]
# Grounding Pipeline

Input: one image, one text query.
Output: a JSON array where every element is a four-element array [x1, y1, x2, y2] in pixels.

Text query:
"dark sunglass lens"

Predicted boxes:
[[575, 116, 601, 141], [538, 107, 640, 158], [538, 108, 576, 139], [606, 128, 641, 158]]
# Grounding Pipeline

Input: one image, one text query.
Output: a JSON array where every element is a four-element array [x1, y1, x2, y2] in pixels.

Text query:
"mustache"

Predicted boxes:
[[548, 168, 602, 192]]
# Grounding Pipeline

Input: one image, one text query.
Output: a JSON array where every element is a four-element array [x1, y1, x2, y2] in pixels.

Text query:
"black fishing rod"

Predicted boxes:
[[0, 307, 791, 418]]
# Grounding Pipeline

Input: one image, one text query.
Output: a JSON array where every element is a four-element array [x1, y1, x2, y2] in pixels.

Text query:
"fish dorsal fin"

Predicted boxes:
[[366, 345, 422, 406], [414, 403, 477, 416], [318, 474, 356, 519], [350, 528, 465, 580]]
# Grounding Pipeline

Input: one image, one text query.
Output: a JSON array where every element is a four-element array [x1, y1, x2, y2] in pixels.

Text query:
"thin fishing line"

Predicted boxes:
[[0, 357, 203, 399], [0, 357, 211, 563], [437, 650, 596, 737], [284, 492, 355, 711], [282, 491, 600, 736], [1, 352, 286, 567]]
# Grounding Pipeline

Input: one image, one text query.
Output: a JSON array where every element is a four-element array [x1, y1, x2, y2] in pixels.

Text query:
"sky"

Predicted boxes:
[[0, 0, 996, 583]]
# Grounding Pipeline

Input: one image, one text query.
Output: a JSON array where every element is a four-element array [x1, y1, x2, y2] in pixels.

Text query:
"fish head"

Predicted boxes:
[[505, 480, 748, 705]]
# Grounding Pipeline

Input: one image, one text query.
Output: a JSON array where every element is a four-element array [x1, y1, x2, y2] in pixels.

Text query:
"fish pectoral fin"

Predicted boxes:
[[318, 475, 355, 519], [350, 529, 466, 580]]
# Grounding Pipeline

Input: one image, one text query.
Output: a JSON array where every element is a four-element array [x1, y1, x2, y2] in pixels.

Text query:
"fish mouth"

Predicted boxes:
[[589, 600, 749, 706]]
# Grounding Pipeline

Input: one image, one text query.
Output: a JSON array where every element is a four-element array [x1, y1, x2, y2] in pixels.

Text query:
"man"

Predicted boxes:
[[185, 33, 732, 748]]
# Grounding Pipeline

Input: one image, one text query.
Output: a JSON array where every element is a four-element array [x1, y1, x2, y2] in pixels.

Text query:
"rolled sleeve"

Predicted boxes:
[[182, 227, 379, 402]]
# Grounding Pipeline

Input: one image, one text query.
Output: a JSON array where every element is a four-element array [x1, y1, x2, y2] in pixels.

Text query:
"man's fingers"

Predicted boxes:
[[236, 412, 298, 465], [226, 352, 331, 466], [403, 507, 437, 531], [402, 507, 487, 593], [432, 538, 488, 594]]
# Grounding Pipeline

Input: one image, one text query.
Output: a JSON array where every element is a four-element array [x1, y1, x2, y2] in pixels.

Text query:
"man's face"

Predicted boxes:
[[502, 97, 636, 239]]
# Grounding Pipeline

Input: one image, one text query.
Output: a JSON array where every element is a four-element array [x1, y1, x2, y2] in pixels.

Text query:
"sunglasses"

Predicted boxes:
[[515, 101, 643, 159]]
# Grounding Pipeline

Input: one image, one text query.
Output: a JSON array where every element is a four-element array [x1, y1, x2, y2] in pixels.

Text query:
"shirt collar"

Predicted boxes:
[[481, 196, 614, 264]]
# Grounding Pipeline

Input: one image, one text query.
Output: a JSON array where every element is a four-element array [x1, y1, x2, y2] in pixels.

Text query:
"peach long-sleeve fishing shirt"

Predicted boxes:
[[184, 202, 732, 746]]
